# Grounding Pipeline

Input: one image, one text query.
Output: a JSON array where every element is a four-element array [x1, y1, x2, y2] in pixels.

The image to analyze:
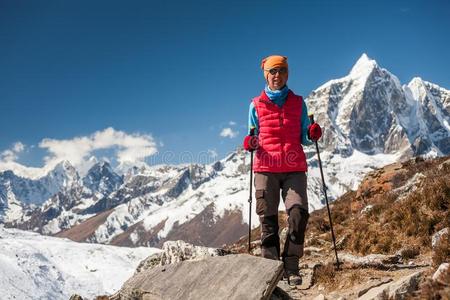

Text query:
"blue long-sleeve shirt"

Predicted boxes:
[[248, 91, 313, 146]]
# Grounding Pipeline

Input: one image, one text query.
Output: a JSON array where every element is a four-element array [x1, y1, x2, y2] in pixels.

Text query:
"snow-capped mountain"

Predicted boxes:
[[1, 54, 449, 249], [0, 225, 160, 300], [82, 161, 123, 197], [307, 54, 450, 158], [4, 161, 124, 234], [55, 150, 250, 247], [0, 160, 80, 223]]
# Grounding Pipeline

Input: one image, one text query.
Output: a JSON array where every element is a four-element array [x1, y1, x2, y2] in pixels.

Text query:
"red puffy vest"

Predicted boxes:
[[253, 90, 307, 173]]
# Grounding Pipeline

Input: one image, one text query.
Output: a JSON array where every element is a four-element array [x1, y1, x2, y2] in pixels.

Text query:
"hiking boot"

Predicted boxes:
[[284, 271, 302, 286]]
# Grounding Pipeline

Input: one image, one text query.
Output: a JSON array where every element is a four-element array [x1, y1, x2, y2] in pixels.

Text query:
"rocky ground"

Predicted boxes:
[[84, 237, 448, 300], [81, 155, 449, 300]]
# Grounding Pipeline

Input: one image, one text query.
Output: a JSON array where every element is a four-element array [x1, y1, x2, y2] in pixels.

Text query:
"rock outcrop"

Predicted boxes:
[[135, 240, 229, 273], [116, 254, 283, 300], [358, 270, 424, 300], [432, 262, 450, 286]]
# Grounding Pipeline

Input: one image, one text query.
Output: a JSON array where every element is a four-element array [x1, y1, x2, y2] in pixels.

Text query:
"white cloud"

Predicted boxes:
[[13, 142, 25, 153], [1, 150, 16, 162], [1, 142, 25, 162], [0, 142, 43, 178], [0, 128, 158, 178], [228, 121, 236, 126], [39, 127, 157, 172], [220, 128, 238, 139]]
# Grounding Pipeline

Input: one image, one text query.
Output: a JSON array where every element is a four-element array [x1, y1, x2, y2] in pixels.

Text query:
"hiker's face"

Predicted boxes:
[[267, 67, 288, 90]]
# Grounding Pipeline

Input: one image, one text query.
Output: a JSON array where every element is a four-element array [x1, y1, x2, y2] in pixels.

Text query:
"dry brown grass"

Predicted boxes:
[[314, 263, 338, 288], [398, 246, 420, 260], [307, 156, 450, 256], [347, 268, 365, 286], [305, 156, 450, 298], [314, 264, 380, 293]]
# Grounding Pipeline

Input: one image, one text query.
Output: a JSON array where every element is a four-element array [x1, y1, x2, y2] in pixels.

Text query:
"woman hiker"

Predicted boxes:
[[243, 55, 322, 286]]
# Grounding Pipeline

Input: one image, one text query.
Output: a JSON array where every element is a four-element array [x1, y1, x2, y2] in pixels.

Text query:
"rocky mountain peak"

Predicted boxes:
[[46, 160, 80, 192], [82, 161, 123, 196], [53, 160, 75, 171], [349, 53, 378, 79], [50, 160, 78, 179], [86, 161, 113, 176], [409, 76, 424, 86], [407, 77, 429, 100], [307, 54, 449, 157]]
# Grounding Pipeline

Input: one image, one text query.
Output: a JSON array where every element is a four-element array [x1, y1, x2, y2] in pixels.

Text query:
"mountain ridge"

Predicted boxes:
[[1, 54, 449, 249]]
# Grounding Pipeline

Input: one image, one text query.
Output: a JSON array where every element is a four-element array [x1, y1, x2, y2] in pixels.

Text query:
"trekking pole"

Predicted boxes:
[[309, 114, 341, 270], [247, 128, 256, 253], [248, 149, 254, 253]]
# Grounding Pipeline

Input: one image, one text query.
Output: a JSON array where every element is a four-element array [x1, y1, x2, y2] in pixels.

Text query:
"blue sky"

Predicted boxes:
[[1, 0, 449, 171]]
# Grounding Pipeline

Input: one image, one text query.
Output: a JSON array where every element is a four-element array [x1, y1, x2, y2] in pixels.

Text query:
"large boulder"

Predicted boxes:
[[117, 254, 284, 300]]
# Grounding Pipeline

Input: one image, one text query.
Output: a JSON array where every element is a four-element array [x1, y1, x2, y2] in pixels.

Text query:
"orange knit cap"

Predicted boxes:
[[261, 55, 288, 79]]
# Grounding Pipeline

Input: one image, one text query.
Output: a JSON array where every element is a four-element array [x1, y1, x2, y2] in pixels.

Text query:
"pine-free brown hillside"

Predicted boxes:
[[307, 155, 449, 257]]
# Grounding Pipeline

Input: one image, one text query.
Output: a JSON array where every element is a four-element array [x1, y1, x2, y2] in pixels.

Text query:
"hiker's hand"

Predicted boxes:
[[308, 123, 322, 141], [243, 135, 258, 151]]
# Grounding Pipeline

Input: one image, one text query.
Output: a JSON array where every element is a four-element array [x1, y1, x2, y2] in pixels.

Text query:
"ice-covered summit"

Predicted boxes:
[[349, 53, 378, 79]]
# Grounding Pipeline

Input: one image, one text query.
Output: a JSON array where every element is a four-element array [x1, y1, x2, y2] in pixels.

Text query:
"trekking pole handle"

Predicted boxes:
[[309, 114, 315, 124], [248, 127, 257, 153]]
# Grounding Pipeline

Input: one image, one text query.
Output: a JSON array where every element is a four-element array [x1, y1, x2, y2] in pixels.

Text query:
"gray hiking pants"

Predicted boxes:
[[254, 171, 309, 273]]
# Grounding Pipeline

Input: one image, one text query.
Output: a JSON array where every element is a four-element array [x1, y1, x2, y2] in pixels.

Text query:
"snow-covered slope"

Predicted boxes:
[[405, 77, 450, 154], [0, 225, 160, 300]]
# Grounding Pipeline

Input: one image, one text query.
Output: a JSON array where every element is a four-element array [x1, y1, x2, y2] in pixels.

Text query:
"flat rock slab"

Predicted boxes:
[[118, 254, 284, 300], [357, 270, 424, 300], [356, 277, 393, 297]]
